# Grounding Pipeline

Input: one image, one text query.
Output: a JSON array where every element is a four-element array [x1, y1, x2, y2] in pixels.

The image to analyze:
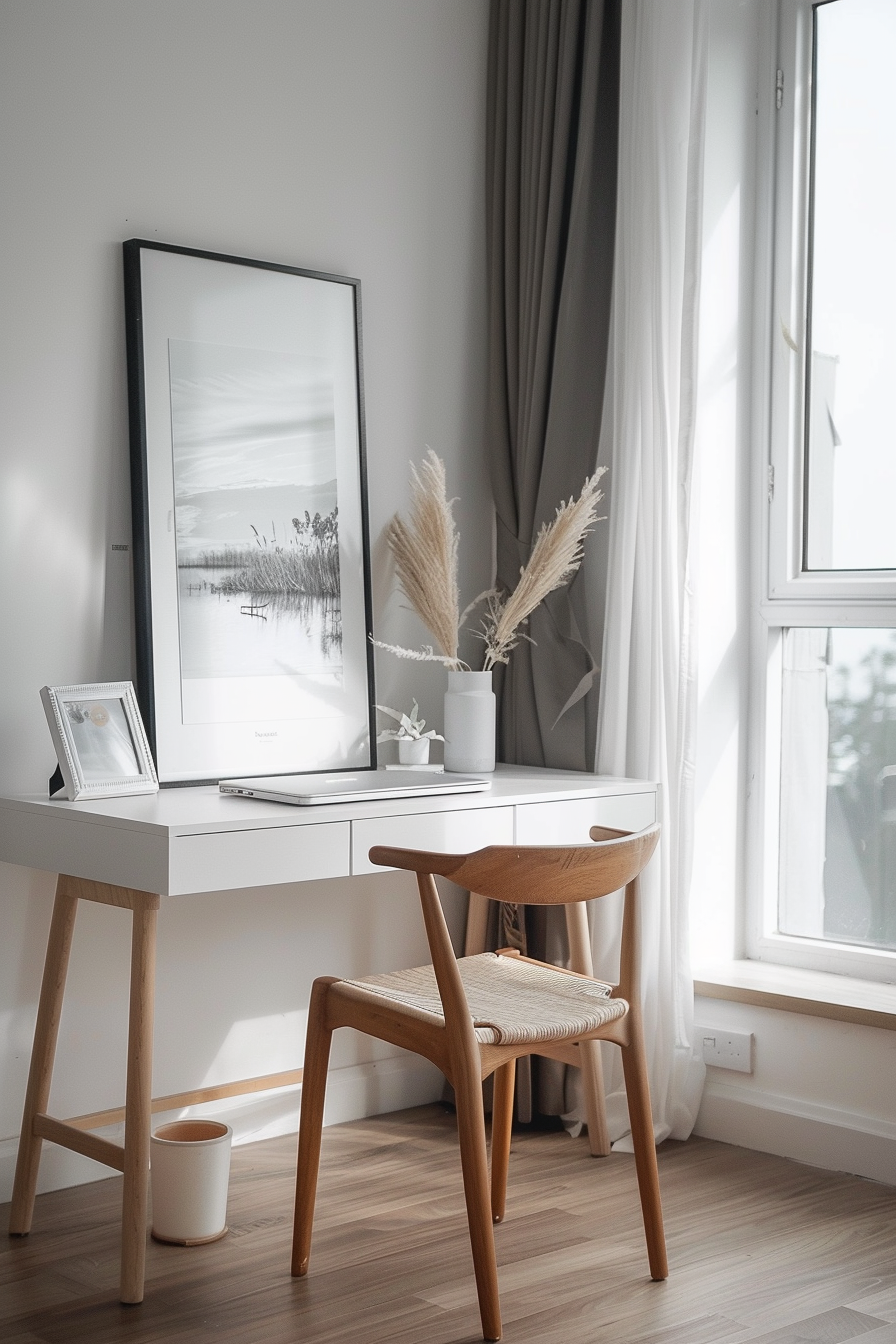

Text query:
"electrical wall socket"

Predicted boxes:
[[701, 1029, 753, 1073]]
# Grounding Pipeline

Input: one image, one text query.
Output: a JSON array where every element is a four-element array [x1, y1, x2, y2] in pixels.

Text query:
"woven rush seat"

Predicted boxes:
[[339, 952, 626, 1045]]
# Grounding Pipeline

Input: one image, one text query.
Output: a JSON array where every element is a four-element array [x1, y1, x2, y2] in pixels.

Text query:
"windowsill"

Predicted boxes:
[[694, 961, 896, 1031]]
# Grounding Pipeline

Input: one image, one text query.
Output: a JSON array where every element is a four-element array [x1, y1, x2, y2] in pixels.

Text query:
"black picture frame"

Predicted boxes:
[[123, 239, 376, 785]]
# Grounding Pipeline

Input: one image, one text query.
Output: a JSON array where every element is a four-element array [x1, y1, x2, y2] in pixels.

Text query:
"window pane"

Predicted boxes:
[[804, 0, 896, 570], [780, 628, 896, 949]]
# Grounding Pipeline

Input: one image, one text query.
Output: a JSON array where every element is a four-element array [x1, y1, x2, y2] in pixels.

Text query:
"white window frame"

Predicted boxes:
[[765, 0, 896, 617], [748, 0, 896, 981]]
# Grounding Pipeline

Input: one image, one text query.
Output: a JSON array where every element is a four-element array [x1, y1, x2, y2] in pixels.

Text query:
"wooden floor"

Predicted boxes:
[[3, 1104, 896, 1343]]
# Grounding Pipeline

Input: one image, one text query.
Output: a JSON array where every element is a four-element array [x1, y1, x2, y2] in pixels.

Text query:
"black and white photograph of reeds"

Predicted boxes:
[[169, 338, 343, 683]]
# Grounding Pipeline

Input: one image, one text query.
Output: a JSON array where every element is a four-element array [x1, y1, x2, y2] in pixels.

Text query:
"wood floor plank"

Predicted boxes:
[[847, 1284, 896, 1325], [734, 1307, 889, 1343], [2, 1104, 895, 1344]]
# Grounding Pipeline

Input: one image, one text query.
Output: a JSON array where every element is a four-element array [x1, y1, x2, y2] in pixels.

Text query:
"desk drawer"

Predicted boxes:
[[352, 807, 514, 875], [169, 821, 351, 894], [514, 793, 656, 845]]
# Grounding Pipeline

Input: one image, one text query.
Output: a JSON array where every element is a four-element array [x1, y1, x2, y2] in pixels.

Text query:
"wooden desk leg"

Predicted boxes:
[[9, 880, 79, 1235], [566, 902, 611, 1157], [120, 894, 158, 1305]]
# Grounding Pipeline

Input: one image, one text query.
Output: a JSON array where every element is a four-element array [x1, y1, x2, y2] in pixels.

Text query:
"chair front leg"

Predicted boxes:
[[454, 1058, 502, 1341], [489, 1060, 515, 1224], [291, 977, 336, 1277]]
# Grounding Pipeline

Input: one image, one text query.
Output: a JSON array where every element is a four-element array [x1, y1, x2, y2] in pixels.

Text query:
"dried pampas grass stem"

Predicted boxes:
[[385, 450, 461, 667], [479, 470, 606, 670]]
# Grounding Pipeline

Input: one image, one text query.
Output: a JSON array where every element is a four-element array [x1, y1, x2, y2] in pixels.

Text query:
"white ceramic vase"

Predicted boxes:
[[443, 670, 496, 774]]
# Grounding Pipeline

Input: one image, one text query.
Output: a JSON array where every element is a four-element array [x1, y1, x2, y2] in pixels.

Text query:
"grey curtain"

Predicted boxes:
[[487, 0, 620, 772], [485, 0, 620, 1119]]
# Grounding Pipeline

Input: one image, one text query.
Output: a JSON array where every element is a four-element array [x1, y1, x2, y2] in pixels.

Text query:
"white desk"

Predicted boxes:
[[1, 765, 656, 1303]]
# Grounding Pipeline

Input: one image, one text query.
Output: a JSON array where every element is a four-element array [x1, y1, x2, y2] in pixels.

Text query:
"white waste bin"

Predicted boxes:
[[150, 1120, 232, 1245]]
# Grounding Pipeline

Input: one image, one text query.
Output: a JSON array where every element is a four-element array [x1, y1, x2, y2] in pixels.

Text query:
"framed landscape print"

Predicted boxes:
[[123, 240, 376, 785]]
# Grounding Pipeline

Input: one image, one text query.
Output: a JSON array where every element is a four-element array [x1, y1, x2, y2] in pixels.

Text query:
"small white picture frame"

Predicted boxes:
[[41, 682, 159, 801]]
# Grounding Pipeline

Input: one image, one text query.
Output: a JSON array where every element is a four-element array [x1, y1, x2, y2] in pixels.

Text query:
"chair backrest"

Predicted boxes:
[[368, 826, 660, 1049], [368, 823, 660, 906]]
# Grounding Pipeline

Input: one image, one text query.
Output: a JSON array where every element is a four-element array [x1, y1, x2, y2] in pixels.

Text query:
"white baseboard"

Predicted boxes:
[[0, 1053, 443, 1205], [695, 1078, 896, 1186]]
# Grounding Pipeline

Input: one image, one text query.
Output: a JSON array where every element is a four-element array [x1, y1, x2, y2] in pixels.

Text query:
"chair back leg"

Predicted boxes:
[[578, 1038, 611, 1157], [291, 978, 337, 1277], [564, 902, 612, 1156], [489, 1060, 515, 1224], [620, 1021, 668, 1281]]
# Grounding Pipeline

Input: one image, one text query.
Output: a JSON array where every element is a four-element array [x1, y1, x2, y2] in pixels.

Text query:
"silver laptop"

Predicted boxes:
[[219, 769, 491, 806]]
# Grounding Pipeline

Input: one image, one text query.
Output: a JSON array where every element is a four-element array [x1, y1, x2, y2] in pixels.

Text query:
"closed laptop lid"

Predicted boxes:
[[219, 769, 491, 806]]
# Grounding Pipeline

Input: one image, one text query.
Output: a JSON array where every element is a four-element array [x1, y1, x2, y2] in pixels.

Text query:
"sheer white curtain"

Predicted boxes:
[[593, 0, 708, 1146]]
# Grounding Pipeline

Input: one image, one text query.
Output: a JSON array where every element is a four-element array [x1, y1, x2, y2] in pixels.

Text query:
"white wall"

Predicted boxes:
[[695, 994, 896, 1185], [691, 0, 896, 1185], [0, 0, 490, 1198]]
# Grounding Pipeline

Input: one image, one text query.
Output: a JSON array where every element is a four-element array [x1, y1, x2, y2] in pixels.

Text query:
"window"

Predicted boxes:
[[779, 627, 896, 951], [755, 0, 896, 976]]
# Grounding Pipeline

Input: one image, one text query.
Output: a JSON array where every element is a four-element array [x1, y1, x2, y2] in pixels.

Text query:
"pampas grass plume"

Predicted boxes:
[[480, 470, 606, 669], [384, 450, 461, 666]]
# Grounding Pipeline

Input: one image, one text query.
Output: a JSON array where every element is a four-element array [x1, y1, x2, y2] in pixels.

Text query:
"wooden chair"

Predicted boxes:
[[291, 824, 666, 1342]]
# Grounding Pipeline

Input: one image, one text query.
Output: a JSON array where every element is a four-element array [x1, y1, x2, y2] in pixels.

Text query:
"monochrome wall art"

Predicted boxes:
[[41, 682, 159, 801], [123, 240, 375, 784]]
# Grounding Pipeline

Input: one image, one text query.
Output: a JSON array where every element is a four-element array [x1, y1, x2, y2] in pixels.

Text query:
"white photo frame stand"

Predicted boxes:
[[41, 682, 159, 801]]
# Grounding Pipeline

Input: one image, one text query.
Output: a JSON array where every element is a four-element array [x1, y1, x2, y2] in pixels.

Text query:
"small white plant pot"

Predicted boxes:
[[398, 736, 430, 765], [150, 1119, 232, 1245]]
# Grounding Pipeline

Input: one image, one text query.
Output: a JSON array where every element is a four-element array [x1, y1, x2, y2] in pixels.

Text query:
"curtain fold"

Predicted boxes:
[[486, 0, 620, 772], [485, 0, 620, 1122], [593, 0, 707, 1146]]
